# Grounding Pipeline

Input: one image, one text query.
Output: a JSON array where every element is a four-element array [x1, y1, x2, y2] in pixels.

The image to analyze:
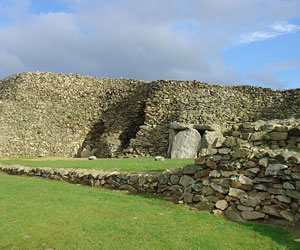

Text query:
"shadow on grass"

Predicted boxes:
[[239, 221, 300, 250], [126, 192, 300, 249]]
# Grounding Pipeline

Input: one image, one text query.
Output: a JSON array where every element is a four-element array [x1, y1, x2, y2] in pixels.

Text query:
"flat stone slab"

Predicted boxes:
[[170, 128, 201, 159]]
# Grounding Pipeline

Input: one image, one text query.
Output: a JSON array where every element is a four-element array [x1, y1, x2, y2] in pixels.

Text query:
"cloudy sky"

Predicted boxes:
[[0, 0, 299, 89]]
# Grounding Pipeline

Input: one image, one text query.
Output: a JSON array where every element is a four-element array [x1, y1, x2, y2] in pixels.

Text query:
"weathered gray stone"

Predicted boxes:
[[157, 175, 168, 185], [170, 175, 180, 184], [154, 156, 165, 161], [201, 186, 215, 196], [209, 170, 221, 178], [169, 122, 192, 130], [265, 164, 288, 176], [194, 202, 215, 212], [286, 190, 300, 200], [275, 195, 291, 203], [167, 129, 176, 157], [193, 124, 220, 131], [81, 148, 91, 158], [240, 196, 261, 207], [241, 211, 265, 220], [202, 131, 225, 149], [254, 184, 268, 191], [218, 148, 231, 154], [223, 137, 237, 147], [232, 148, 251, 159], [243, 161, 256, 168], [206, 159, 217, 169], [183, 193, 194, 203], [280, 210, 294, 222], [250, 132, 267, 141], [228, 188, 246, 198], [194, 156, 205, 165], [291, 173, 300, 180], [171, 129, 201, 159], [270, 132, 288, 141], [191, 183, 203, 192], [268, 188, 285, 195], [213, 209, 225, 217], [258, 158, 268, 167], [194, 169, 210, 179], [179, 175, 194, 186], [119, 184, 137, 193], [182, 164, 202, 174], [88, 155, 97, 160], [210, 182, 227, 194], [225, 206, 245, 222], [248, 168, 260, 174], [215, 200, 228, 210], [239, 174, 253, 185], [253, 177, 274, 183], [263, 206, 281, 217], [249, 191, 271, 201], [237, 205, 254, 212]]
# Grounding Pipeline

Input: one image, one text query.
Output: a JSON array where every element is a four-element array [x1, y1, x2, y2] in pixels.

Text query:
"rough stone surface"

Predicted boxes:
[[0, 72, 300, 159], [81, 148, 91, 158], [241, 211, 265, 220], [179, 175, 194, 186], [215, 200, 228, 210], [170, 129, 201, 159]]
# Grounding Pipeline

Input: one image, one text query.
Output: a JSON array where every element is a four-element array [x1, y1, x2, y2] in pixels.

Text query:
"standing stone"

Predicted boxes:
[[170, 129, 201, 159], [167, 129, 176, 157]]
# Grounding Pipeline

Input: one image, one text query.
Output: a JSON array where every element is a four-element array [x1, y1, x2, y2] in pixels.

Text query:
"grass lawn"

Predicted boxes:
[[0, 157, 194, 172], [0, 173, 299, 250]]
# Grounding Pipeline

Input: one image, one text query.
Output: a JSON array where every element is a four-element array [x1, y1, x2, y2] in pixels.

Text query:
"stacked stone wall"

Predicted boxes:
[[1, 146, 300, 224], [0, 72, 299, 157]]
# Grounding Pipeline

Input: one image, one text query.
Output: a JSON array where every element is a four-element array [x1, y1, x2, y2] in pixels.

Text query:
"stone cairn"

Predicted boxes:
[[1, 72, 300, 158]]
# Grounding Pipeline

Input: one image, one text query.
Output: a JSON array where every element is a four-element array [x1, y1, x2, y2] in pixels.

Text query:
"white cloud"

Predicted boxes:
[[0, 0, 300, 88], [246, 70, 286, 88], [240, 21, 300, 44]]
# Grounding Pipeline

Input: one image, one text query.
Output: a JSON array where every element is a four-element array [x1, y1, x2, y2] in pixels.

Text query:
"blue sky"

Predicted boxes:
[[0, 0, 299, 89]]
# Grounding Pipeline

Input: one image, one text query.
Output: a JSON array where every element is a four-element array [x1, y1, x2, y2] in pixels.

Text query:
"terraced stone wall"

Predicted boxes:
[[0, 72, 300, 157]]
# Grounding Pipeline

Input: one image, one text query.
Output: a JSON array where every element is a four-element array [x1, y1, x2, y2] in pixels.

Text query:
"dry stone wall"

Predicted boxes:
[[0, 72, 300, 157], [1, 146, 300, 225]]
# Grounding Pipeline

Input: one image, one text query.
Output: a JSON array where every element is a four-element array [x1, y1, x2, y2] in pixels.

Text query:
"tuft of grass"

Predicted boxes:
[[0, 157, 194, 172], [0, 173, 299, 250]]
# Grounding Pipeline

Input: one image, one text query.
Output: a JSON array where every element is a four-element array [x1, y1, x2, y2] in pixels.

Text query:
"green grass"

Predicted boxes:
[[0, 157, 194, 172], [0, 173, 299, 250]]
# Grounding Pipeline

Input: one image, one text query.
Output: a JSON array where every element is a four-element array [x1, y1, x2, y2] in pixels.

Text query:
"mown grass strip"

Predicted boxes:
[[0, 157, 194, 172], [0, 173, 299, 250]]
